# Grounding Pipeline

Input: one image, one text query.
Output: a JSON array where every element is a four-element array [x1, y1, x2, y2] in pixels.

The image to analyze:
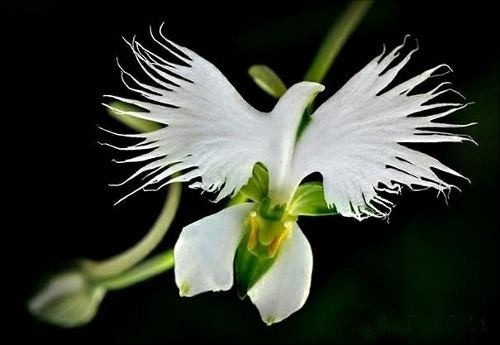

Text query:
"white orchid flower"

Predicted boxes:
[[103, 25, 474, 325]]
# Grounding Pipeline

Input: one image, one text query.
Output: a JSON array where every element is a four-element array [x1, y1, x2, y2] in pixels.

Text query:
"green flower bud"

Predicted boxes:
[[248, 65, 287, 99], [28, 268, 106, 328]]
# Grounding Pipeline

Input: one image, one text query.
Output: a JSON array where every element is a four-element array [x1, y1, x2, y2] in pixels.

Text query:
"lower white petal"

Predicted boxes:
[[174, 203, 253, 297], [247, 222, 313, 325]]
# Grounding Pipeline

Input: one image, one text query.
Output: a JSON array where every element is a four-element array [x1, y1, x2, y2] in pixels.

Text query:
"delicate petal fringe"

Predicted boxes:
[[292, 36, 475, 220], [104, 24, 325, 205], [103, 24, 272, 204], [104, 31, 473, 216]]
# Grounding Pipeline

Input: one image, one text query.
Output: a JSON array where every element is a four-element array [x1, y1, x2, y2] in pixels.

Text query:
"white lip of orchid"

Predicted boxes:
[[102, 27, 473, 221]]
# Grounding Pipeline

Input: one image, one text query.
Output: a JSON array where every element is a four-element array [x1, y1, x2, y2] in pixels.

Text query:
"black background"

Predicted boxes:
[[3, 1, 498, 344]]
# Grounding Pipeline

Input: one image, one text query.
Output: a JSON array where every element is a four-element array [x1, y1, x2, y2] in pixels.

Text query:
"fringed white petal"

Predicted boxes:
[[291, 36, 475, 220], [104, 24, 325, 204], [247, 222, 313, 325], [105, 30, 472, 214], [104, 24, 273, 204], [173, 203, 253, 297]]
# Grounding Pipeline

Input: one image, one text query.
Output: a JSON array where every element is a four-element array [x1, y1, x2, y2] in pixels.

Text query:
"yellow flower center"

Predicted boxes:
[[245, 210, 295, 259]]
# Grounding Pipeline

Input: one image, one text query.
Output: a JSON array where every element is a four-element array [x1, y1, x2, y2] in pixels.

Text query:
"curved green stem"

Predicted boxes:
[[304, 0, 373, 83], [84, 183, 181, 278], [101, 250, 174, 290]]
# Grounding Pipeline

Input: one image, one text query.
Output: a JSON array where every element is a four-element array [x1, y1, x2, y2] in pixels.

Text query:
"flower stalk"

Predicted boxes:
[[101, 249, 174, 290], [304, 0, 373, 83], [82, 182, 181, 279], [29, 100, 182, 327]]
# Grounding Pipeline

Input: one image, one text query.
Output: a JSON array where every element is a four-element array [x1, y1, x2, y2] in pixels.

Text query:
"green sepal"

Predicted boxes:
[[106, 100, 161, 133], [288, 182, 338, 216], [248, 65, 287, 99], [238, 163, 269, 202], [234, 234, 276, 297]]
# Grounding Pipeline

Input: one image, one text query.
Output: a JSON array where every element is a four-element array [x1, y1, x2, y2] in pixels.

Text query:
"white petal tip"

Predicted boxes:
[[264, 314, 277, 326]]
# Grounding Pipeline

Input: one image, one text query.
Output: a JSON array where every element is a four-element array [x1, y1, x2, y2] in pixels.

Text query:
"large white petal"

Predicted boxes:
[[174, 203, 253, 297], [291, 36, 475, 220], [247, 222, 313, 325], [103, 24, 323, 204]]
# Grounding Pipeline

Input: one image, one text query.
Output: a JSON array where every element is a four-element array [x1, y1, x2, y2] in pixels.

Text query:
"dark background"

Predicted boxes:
[[3, 1, 498, 344]]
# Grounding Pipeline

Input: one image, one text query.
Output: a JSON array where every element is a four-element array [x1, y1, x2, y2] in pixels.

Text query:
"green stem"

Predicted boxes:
[[101, 250, 174, 290], [83, 183, 181, 278], [304, 0, 373, 83]]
